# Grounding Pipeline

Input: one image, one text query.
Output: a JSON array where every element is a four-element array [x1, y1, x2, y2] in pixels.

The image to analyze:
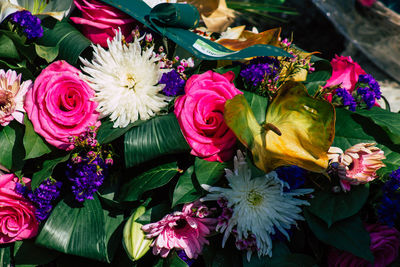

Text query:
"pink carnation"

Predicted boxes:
[[328, 223, 400, 267], [174, 71, 242, 162], [0, 174, 38, 244], [325, 55, 366, 96], [24, 60, 100, 150], [358, 0, 376, 7], [70, 0, 136, 47], [142, 201, 216, 259]]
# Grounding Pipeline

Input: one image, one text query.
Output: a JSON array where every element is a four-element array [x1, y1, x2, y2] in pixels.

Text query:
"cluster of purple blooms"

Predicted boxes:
[[240, 56, 280, 88], [159, 69, 186, 96], [17, 178, 62, 222], [377, 167, 400, 227], [66, 127, 113, 202], [9, 10, 43, 39], [335, 73, 381, 111]]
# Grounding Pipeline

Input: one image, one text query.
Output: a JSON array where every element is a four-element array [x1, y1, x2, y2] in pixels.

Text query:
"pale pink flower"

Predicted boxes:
[[328, 143, 385, 192], [0, 69, 32, 126], [141, 201, 216, 259]]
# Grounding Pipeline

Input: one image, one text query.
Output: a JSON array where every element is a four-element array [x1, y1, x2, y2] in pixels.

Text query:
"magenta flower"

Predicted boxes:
[[328, 223, 400, 267], [141, 201, 216, 259]]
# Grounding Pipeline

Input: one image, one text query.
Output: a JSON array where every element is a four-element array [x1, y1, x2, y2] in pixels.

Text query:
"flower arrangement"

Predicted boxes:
[[0, 0, 399, 266]]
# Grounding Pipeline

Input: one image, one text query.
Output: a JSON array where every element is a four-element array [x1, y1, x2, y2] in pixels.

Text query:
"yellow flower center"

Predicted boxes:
[[247, 190, 263, 206]]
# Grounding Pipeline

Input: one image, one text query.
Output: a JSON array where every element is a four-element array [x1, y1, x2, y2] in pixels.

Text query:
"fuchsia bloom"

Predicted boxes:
[[325, 55, 366, 95], [70, 0, 136, 47], [358, 0, 376, 7], [174, 70, 242, 162], [328, 223, 400, 267], [328, 143, 386, 192], [141, 201, 216, 259], [0, 174, 38, 244], [0, 69, 32, 126]]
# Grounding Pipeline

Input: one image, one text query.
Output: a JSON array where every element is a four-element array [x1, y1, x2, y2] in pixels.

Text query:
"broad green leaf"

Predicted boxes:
[[31, 152, 70, 189], [333, 108, 400, 177], [243, 90, 268, 124], [34, 44, 59, 63], [0, 121, 25, 171], [118, 162, 180, 202], [135, 203, 170, 225], [0, 246, 11, 267], [225, 81, 335, 173], [202, 237, 243, 267], [23, 116, 51, 160], [356, 107, 400, 145], [195, 157, 229, 185], [37, 18, 91, 65], [172, 166, 199, 207], [0, 33, 19, 59], [36, 194, 123, 263], [162, 252, 188, 267], [124, 113, 190, 168], [97, 119, 143, 145], [304, 210, 373, 263], [14, 240, 59, 266], [307, 184, 369, 227]]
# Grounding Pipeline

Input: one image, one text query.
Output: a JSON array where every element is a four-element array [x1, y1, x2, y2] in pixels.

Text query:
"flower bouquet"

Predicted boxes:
[[0, 0, 400, 266]]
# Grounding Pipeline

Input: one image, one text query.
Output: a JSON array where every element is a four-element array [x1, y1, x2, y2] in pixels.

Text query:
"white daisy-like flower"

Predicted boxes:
[[80, 30, 170, 128], [201, 150, 313, 261]]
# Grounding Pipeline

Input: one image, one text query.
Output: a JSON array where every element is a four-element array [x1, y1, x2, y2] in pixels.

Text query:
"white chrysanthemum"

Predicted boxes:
[[80, 30, 170, 128], [201, 151, 313, 261]]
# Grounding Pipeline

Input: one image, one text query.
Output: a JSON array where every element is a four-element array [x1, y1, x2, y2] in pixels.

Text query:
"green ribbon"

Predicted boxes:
[[100, 0, 291, 60]]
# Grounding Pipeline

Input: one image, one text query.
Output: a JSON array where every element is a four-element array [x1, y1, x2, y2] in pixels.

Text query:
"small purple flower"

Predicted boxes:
[[240, 57, 280, 87], [356, 74, 381, 109], [378, 167, 400, 227], [336, 88, 357, 111], [9, 10, 43, 39], [177, 250, 195, 266], [159, 69, 185, 96]]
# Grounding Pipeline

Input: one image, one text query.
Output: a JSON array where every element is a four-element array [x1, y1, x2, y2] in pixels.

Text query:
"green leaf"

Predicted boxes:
[[31, 152, 70, 189], [356, 107, 400, 145], [172, 166, 199, 207], [36, 194, 123, 263], [304, 210, 374, 262], [243, 90, 269, 124], [34, 44, 59, 63], [14, 240, 59, 266], [304, 59, 331, 96], [195, 157, 229, 185], [37, 18, 91, 65], [135, 203, 170, 225], [0, 246, 11, 267], [0, 33, 19, 59], [118, 162, 180, 202], [124, 113, 190, 168], [163, 252, 188, 267], [333, 108, 400, 177], [307, 184, 369, 227], [97, 119, 144, 144], [23, 116, 51, 160], [0, 121, 25, 171]]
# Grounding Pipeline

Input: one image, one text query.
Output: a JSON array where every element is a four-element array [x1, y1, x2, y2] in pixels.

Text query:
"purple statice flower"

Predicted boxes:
[[240, 57, 280, 87], [356, 74, 382, 109], [234, 232, 258, 254], [9, 10, 43, 39], [335, 88, 357, 111], [177, 250, 195, 266], [159, 69, 185, 96], [275, 165, 306, 192], [378, 167, 400, 227], [17, 178, 62, 222], [66, 154, 108, 202]]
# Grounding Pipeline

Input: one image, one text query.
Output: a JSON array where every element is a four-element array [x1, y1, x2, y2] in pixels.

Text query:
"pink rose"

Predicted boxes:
[[70, 0, 136, 47], [358, 0, 376, 7], [328, 223, 400, 267], [174, 71, 242, 162], [0, 174, 38, 244], [325, 55, 366, 94], [24, 60, 99, 150]]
